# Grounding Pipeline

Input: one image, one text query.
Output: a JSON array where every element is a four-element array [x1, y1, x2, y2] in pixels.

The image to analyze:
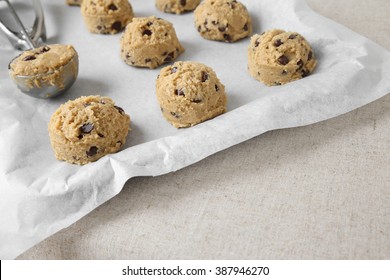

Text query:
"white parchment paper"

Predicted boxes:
[[1, 0, 390, 259]]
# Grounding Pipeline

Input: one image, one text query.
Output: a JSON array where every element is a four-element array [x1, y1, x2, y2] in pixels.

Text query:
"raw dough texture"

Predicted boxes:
[[66, 0, 82, 6], [8, 44, 78, 91], [248, 29, 317, 86], [81, 0, 134, 34], [48, 95, 131, 165], [194, 0, 252, 42], [156, 0, 201, 14], [156, 61, 227, 128], [121, 16, 185, 69]]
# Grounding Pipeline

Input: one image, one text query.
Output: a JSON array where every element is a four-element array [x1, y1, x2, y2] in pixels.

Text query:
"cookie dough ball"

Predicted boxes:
[[8, 44, 78, 98], [248, 29, 317, 86], [121, 16, 185, 69], [66, 0, 82, 6], [156, 61, 227, 128], [48, 95, 131, 165], [81, 0, 134, 34], [194, 0, 252, 43], [156, 0, 200, 14]]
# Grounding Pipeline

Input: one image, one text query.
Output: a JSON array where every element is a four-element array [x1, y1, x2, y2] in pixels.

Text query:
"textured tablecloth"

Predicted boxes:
[[18, 0, 390, 259]]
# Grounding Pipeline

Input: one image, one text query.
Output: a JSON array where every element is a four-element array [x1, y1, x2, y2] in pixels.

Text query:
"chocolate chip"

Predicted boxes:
[[171, 112, 180, 118], [146, 21, 153, 27], [181, 0, 186, 6], [228, 1, 236, 9], [171, 67, 178, 74], [212, 20, 218, 25], [215, 84, 219, 91], [23, 55, 36, 61], [112, 21, 122, 31], [142, 29, 152, 36], [175, 89, 185, 96], [288, 34, 297, 39], [78, 134, 83, 140], [278, 55, 289, 65], [80, 123, 94, 134], [40, 46, 50, 53], [243, 23, 248, 31], [297, 59, 304, 70], [274, 39, 283, 47], [86, 146, 98, 157], [308, 51, 313, 61], [145, 58, 151, 63], [108, 4, 117, 10], [114, 105, 125, 114], [201, 71, 209, 82], [218, 26, 226, 32], [164, 52, 174, 62], [223, 34, 231, 42], [281, 69, 288, 75], [98, 133, 104, 138], [254, 39, 260, 47], [301, 69, 310, 77], [191, 99, 202, 103]]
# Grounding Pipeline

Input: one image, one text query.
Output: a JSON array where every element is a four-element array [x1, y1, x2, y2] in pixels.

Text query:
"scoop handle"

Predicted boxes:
[[0, 0, 45, 50]]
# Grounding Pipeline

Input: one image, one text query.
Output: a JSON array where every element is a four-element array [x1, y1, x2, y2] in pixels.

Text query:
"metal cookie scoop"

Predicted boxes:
[[1, 0, 78, 99]]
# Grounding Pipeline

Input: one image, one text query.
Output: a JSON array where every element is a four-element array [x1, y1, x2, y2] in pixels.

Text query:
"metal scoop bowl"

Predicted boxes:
[[1, 0, 78, 99], [9, 54, 79, 99]]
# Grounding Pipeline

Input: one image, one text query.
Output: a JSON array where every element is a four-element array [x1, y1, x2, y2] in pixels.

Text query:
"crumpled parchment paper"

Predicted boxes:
[[0, 0, 390, 259]]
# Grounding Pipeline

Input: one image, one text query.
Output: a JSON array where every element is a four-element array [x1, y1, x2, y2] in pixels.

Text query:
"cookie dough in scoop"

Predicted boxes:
[[8, 44, 78, 98]]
